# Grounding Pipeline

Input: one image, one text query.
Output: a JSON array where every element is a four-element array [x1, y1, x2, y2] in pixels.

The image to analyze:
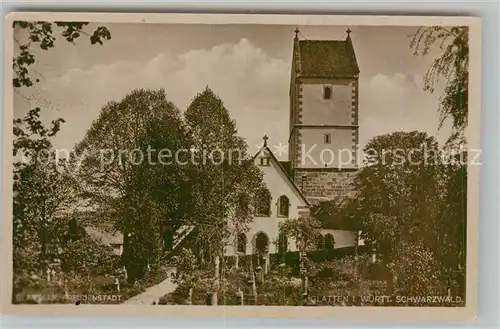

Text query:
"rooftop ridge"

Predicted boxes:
[[294, 35, 360, 78]]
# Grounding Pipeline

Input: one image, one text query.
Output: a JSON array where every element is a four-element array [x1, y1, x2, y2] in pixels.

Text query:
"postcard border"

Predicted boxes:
[[2, 12, 481, 321]]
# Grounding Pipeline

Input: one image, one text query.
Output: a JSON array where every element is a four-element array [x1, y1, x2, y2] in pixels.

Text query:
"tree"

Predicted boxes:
[[278, 216, 322, 302], [436, 153, 467, 296], [12, 107, 75, 291], [387, 241, 443, 300], [12, 21, 113, 301], [13, 21, 111, 88], [410, 26, 469, 145], [311, 196, 359, 231], [352, 131, 461, 297], [184, 87, 266, 305], [60, 235, 120, 277], [74, 88, 192, 282]]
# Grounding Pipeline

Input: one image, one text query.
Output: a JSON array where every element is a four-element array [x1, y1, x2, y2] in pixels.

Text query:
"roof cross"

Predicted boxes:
[[346, 28, 352, 36], [294, 28, 300, 39], [263, 135, 269, 147]]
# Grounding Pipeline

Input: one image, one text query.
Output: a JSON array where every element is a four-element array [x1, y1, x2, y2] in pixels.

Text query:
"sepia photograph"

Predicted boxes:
[[2, 13, 481, 320]]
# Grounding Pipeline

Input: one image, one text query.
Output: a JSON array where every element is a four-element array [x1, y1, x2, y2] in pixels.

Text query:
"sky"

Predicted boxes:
[[13, 23, 451, 159]]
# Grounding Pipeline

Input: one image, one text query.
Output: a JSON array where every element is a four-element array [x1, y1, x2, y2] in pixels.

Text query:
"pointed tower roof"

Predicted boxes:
[[295, 28, 360, 78]]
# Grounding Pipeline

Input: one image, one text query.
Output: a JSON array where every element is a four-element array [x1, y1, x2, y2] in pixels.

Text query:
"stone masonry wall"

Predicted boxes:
[[294, 169, 357, 205]]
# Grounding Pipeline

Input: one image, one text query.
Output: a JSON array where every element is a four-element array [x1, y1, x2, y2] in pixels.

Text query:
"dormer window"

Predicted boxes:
[[259, 157, 270, 166], [323, 85, 332, 100]]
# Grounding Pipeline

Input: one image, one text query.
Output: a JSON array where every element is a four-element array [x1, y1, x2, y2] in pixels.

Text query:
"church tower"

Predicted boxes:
[[288, 28, 360, 204]]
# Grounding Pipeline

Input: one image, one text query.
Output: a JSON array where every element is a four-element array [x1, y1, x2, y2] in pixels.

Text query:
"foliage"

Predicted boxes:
[[258, 266, 302, 305], [353, 131, 443, 261], [352, 131, 466, 296], [410, 26, 469, 145], [13, 21, 111, 88], [75, 88, 192, 282], [254, 187, 272, 216], [183, 87, 266, 303], [278, 216, 322, 296], [387, 241, 446, 300], [170, 248, 215, 294], [311, 196, 359, 230], [260, 255, 378, 306], [169, 248, 250, 305], [437, 154, 467, 271], [12, 21, 113, 301], [60, 235, 120, 276], [13, 108, 75, 285]]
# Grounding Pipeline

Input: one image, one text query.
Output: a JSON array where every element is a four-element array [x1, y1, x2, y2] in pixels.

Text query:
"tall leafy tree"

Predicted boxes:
[[75, 89, 192, 281], [410, 26, 469, 145], [410, 26, 469, 296], [12, 21, 112, 284], [353, 131, 450, 296], [184, 87, 265, 305], [13, 108, 73, 287], [311, 196, 360, 231], [436, 153, 467, 296]]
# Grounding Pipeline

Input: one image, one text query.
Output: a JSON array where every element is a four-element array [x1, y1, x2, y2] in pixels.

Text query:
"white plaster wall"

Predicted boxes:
[[298, 128, 354, 169], [301, 79, 353, 126], [225, 152, 307, 256]]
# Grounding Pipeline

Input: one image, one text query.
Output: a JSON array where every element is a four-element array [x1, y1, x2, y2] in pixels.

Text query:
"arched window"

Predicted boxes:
[[277, 195, 290, 217], [316, 234, 325, 249], [323, 85, 332, 100], [324, 233, 335, 250], [255, 187, 271, 217], [237, 233, 247, 253], [255, 232, 269, 254]]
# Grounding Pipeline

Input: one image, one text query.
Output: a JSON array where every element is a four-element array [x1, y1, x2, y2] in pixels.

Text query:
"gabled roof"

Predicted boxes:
[[279, 161, 292, 177], [253, 145, 310, 207], [296, 38, 360, 78]]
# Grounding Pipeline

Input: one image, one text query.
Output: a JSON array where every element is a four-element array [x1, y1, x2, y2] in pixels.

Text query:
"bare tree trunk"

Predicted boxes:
[[188, 287, 193, 305], [304, 275, 309, 294], [238, 289, 244, 305], [211, 255, 220, 306], [354, 231, 360, 280], [299, 251, 308, 300]]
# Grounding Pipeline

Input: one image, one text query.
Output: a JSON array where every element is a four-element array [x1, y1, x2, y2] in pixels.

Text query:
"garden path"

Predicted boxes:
[[122, 272, 177, 305]]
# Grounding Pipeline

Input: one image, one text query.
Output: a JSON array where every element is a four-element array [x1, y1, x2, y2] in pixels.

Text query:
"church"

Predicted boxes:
[[224, 28, 363, 268], [86, 29, 364, 267]]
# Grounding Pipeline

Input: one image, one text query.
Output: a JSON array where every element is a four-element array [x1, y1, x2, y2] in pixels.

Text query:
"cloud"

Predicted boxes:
[[15, 39, 449, 158], [17, 38, 290, 152], [358, 72, 448, 149]]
